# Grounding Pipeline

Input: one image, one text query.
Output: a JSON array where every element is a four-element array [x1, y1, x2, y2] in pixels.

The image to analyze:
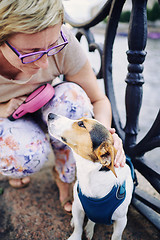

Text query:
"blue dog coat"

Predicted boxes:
[[77, 156, 135, 225], [77, 181, 126, 225]]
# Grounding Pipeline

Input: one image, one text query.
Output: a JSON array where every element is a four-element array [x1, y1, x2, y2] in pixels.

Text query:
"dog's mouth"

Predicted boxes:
[[48, 122, 55, 135], [48, 122, 61, 141]]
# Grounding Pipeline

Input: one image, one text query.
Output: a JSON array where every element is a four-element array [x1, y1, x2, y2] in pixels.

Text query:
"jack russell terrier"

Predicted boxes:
[[48, 113, 134, 240]]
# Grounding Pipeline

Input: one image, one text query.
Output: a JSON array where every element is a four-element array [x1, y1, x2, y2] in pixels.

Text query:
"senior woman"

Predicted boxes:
[[0, 0, 125, 213]]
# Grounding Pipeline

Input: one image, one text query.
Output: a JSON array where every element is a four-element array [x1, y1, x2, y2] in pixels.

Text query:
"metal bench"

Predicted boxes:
[[63, 0, 160, 230]]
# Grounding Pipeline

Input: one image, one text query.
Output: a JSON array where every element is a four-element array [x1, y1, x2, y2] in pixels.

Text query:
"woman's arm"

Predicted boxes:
[[66, 60, 112, 128], [65, 60, 125, 167]]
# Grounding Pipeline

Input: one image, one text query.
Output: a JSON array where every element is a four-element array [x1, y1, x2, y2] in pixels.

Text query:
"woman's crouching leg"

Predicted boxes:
[[0, 117, 50, 179]]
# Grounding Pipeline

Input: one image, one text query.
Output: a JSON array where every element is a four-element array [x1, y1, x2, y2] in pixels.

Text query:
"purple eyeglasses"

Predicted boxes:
[[5, 30, 68, 64]]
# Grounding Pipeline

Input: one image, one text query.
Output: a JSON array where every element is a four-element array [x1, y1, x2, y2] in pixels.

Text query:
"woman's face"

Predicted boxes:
[[0, 23, 61, 76]]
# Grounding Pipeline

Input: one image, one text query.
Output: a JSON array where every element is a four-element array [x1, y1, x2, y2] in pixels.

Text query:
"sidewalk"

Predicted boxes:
[[0, 152, 160, 240]]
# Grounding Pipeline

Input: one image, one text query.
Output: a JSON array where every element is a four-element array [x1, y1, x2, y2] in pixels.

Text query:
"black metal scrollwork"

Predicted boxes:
[[64, 0, 160, 230], [75, 28, 103, 79]]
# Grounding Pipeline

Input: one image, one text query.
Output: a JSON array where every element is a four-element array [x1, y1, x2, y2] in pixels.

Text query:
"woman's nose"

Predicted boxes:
[[34, 54, 48, 69]]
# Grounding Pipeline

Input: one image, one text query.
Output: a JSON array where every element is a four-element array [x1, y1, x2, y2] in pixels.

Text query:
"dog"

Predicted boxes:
[[48, 113, 134, 240]]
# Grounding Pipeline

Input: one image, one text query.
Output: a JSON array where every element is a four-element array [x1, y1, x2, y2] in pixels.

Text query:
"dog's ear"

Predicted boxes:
[[94, 141, 117, 177]]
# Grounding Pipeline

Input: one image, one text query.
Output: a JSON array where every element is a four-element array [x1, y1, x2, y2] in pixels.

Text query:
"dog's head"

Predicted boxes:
[[48, 113, 117, 177]]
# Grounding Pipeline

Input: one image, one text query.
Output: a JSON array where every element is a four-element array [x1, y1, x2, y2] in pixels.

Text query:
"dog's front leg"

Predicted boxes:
[[68, 185, 85, 240], [68, 201, 85, 240], [111, 216, 127, 240], [85, 219, 95, 240]]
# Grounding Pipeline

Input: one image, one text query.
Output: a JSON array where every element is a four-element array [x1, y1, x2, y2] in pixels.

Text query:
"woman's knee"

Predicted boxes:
[[0, 118, 50, 178], [42, 82, 94, 123]]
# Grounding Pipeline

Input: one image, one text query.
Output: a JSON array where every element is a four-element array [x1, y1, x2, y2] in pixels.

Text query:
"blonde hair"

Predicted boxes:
[[0, 0, 64, 45]]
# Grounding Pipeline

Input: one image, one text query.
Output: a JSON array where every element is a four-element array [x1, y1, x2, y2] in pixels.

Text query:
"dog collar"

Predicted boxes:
[[99, 166, 110, 172], [77, 181, 126, 225]]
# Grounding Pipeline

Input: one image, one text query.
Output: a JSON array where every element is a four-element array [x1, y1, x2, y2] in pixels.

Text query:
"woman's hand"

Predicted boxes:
[[0, 96, 27, 118], [109, 128, 126, 168]]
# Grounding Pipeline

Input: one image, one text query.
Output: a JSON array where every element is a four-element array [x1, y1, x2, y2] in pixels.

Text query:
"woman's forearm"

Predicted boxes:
[[92, 96, 112, 129]]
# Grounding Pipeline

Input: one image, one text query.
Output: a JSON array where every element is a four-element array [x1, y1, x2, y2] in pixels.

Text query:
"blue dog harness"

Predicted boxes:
[[77, 156, 135, 225], [77, 181, 126, 225]]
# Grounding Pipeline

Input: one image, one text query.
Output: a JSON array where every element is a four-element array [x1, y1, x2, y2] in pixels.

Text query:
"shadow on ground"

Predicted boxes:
[[0, 158, 160, 240]]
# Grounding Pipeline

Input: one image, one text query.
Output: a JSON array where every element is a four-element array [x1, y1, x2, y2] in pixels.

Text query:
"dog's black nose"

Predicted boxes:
[[48, 113, 57, 121]]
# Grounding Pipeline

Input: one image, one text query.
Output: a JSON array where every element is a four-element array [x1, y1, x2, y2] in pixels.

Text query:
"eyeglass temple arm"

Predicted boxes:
[[5, 41, 20, 57]]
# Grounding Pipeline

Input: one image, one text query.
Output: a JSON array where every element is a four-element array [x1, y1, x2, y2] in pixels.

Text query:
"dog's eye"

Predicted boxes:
[[78, 121, 86, 128]]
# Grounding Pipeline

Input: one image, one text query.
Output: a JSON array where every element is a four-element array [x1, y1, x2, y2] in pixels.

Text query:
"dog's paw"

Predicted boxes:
[[70, 217, 74, 228], [85, 220, 95, 240]]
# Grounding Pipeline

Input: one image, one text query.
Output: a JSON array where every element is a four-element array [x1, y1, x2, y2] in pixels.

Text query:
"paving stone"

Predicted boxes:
[[0, 157, 159, 240]]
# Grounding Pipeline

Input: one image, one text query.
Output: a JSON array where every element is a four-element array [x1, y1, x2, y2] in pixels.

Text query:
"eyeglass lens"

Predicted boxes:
[[22, 44, 66, 63]]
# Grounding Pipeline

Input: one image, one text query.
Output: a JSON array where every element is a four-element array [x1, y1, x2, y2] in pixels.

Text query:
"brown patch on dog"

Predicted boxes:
[[62, 119, 100, 160]]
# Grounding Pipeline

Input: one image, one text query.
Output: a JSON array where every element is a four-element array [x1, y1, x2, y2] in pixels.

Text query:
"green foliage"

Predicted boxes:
[[117, 2, 160, 23], [103, 2, 160, 24], [147, 2, 160, 21], [120, 11, 131, 23], [0, 188, 3, 195]]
